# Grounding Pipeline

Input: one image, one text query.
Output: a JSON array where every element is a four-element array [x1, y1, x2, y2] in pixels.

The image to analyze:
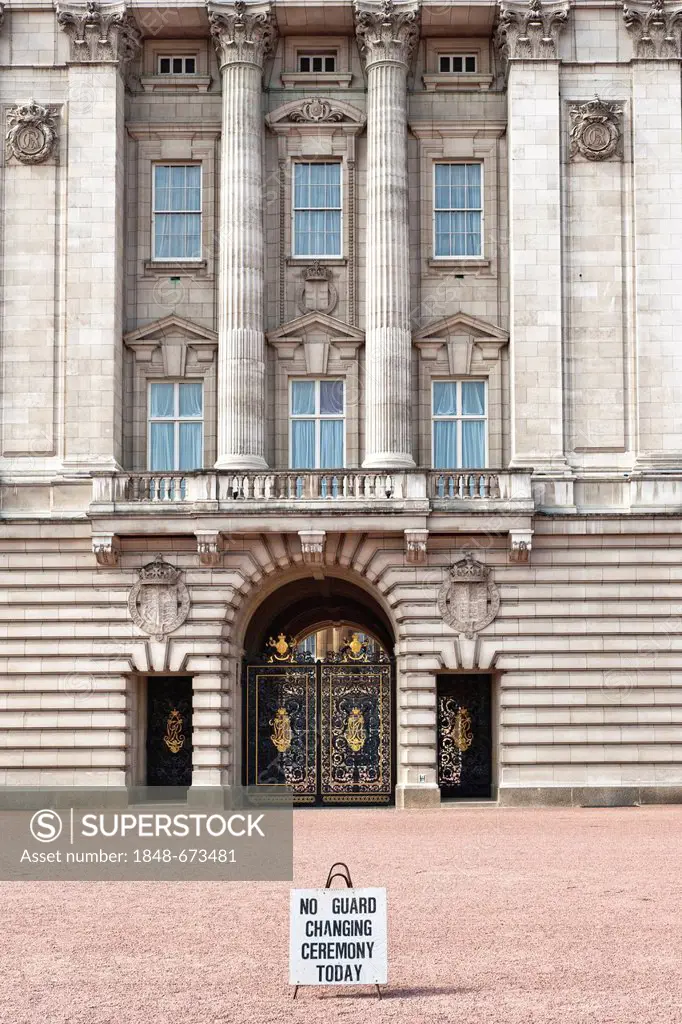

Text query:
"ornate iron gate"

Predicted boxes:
[[245, 635, 393, 805], [437, 674, 492, 798], [146, 676, 193, 787]]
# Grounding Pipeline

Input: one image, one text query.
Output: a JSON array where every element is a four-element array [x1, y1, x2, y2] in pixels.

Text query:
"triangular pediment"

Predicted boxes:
[[124, 315, 218, 346], [267, 313, 364, 344], [414, 311, 508, 342]]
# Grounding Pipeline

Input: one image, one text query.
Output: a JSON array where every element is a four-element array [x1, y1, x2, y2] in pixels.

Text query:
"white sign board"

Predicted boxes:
[[289, 887, 388, 986]]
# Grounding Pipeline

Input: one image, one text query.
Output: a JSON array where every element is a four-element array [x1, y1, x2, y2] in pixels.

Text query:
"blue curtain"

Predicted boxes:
[[150, 423, 174, 471], [320, 420, 343, 468], [154, 165, 201, 259], [462, 421, 485, 468], [294, 163, 341, 256], [292, 420, 315, 468], [434, 421, 458, 469], [320, 380, 344, 415], [434, 163, 482, 257], [291, 380, 315, 415], [462, 381, 485, 415], [179, 422, 202, 470], [433, 381, 457, 416], [179, 382, 203, 417], [150, 383, 174, 417]]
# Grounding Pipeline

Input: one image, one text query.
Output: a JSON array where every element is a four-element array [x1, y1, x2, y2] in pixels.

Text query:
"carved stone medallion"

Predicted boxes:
[[569, 98, 623, 162], [289, 98, 345, 123], [128, 555, 190, 642], [297, 262, 338, 315], [6, 100, 58, 165], [438, 552, 500, 639]]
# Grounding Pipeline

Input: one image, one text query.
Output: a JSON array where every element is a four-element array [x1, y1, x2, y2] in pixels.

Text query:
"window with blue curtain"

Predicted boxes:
[[432, 380, 486, 468], [153, 165, 202, 260], [434, 163, 482, 258], [148, 382, 203, 471], [293, 163, 342, 257], [290, 379, 344, 468]]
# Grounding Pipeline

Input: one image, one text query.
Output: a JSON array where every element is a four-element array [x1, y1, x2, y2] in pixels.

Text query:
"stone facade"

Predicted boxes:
[[1, 0, 682, 806]]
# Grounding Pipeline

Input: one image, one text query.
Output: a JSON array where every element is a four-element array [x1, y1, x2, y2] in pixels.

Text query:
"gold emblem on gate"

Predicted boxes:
[[449, 707, 473, 753], [163, 708, 185, 754], [267, 634, 292, 662], [344, 707, 366, 752], [270, 707, 292, 753]]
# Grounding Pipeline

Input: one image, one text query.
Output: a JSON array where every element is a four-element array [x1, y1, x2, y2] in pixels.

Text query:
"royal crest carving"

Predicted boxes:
[[6, 100, 58, 165], [438, 552, 500, 639], [354, 0, 420, 69], [208, 0, 277, 70], [569, 98, 623, 161], [496, 0, 570, 61], [56, 1, 142, 64], [128, 555, 190, 642], [289, 98, 345, 123], [622, 0, 682, 58], [297, 262, 338, 315]]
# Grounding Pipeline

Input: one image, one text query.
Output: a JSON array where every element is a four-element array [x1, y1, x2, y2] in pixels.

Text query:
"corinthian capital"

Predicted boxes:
[[622, 0, 682, 57], [354, 0, 420, 70], [207, 0, 277, 70], [496, 0, 569, 60], [55, 0, 141, 64]]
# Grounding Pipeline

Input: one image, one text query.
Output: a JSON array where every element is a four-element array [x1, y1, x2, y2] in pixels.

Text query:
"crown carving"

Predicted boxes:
[[138, 553, 182, 585], [303, 261, 332, 282], [449, 551, 491, 584]]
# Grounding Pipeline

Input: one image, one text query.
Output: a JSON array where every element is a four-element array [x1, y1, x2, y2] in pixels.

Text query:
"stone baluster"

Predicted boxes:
[[354, 1, 419, 469], [208, 1, 277, 469]]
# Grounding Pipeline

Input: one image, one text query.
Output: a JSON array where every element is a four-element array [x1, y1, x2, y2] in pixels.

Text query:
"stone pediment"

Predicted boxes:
[[124, 316, 218, 375], [266, 97, 366, 133], [268, 313, 364, 373], [414, 311, 508, 374]]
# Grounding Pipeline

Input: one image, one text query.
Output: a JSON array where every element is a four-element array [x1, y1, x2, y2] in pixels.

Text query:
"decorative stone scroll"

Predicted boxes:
[[56, 1, 141, 64], [207, 0, 277, 70], [289, 98, 345, 123], [195, 531, 224, 567], [404, 529, 428, 564], [298, 530, 326, 564], [569, 98, 624, 162], [6, 100, 59, 165], [438, 552, 500, 639], [128, 555, 190, 642], [92, 532, 119, 567], [496, 0, 570, 61], [353, 0, 420, 69], [622, 0, 682, 58]]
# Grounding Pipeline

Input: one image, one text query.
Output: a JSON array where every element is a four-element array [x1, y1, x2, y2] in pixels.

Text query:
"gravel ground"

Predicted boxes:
[[2, 805, 682, 1024]]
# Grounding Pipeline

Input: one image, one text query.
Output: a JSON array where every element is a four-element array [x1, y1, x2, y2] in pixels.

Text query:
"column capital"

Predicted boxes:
[[496, 0, 569, 61], [207, 0, 277, 71], [622, 0, 682, 58], [55, 1, 141, 64], [353, 0, 420, 70], [0, 6, 5, 33]]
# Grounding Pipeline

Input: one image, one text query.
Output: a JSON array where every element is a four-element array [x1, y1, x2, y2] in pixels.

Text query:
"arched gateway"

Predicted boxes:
[[241, 577, 395, 805]]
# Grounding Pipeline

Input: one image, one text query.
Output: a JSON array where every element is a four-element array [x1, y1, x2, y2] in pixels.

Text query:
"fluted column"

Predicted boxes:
[[355, 1, 419, 469], [208, 1, 277, 469]]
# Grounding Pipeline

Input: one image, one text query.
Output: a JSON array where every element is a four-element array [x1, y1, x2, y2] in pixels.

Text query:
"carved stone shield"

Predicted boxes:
[[128, 555, 190, 642], [438, 552, 500, 639]]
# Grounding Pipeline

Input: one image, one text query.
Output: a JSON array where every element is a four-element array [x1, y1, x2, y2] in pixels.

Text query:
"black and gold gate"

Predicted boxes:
[[437, 674, 492, 798], [146, 676, 193, 788], [244, 634, 393, 805]]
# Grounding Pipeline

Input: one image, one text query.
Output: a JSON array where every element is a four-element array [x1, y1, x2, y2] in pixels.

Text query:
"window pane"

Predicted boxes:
[[462, 420, 485, 468], [320, 380, 344, 415], [291, 380, 315, 415], [462, 381, 486, 415], [465, 56, 476, 72], [320, 419, 343, 468], [439, 55, 450, 72], [179, 382, 203, 417], [434, 421, 458, 469], [433, 382, 457, 416], [150, 383, 174, 418], [155, 213, 201, 259], [179, 422, 202, 470], [149, 422, 174, 471], [292, 420, 315, 468]]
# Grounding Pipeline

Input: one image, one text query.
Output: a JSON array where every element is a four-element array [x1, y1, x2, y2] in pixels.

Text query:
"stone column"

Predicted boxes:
[[56, 2, 140, 471], [623, 0, 682, 468], [497, 0, 571, 483], [208, 1, 277, 470], [354, 1, 419, 469]]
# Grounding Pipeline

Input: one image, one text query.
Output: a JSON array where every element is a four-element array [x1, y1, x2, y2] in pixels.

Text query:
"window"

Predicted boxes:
[[290, 379, 344, 469], [434, 163, 482, 258], [153, 165, 202, 261], [148, 382, 203, 471], [432, 381, 487, 468], [158, 56, 197, 75], [439, 54, 477, 73], [293, 163, 342, 258], [298, 52, 337, 73]]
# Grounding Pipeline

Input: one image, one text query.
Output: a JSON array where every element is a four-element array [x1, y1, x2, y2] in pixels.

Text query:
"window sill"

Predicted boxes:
[[281, 72, 353, 90], [286, 257, 347, 267], [139, 74, 212, 93], [428, 258, 490, 272], [422, 74, 493, 92], [143, 260, 208, 277]]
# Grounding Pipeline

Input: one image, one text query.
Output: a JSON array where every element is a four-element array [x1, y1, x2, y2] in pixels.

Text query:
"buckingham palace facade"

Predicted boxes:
[[1, 0, 682, 807]]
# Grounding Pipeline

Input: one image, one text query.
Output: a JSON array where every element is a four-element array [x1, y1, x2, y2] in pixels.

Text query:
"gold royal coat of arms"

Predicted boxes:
[[438, 551, 500, 640], [128, 555, 190, 642]]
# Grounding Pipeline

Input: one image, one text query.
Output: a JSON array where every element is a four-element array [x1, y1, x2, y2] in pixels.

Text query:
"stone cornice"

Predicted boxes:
[[207, 0, 277, 71], [496, 0, 570, 61], [353, 0, 420, 70], [55, 1, 141, 64], [622, 0, 682, 58]]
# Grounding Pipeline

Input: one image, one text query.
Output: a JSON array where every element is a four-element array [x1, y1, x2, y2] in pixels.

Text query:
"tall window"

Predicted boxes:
[[432, 381, 487, 468], [153, 165, 202, 260], [290, 380, 344, 469], [148, 382, 203, 471], [293, 163, 342, 257], [434, 163, 482, 258]]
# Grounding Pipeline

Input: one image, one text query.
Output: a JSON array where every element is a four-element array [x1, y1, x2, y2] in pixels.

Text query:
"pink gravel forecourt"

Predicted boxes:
[[2, 805, 682, 1024]]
